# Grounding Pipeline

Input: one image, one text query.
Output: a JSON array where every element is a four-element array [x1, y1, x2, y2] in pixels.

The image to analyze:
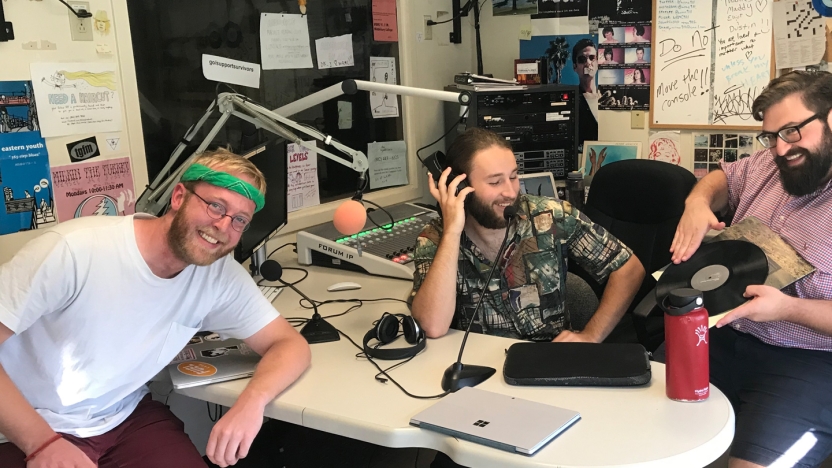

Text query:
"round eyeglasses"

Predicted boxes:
[[186, 188, 251, 232]]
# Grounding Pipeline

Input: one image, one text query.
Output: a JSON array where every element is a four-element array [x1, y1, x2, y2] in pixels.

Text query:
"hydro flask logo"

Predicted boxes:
[[695, 325, 708, 346]]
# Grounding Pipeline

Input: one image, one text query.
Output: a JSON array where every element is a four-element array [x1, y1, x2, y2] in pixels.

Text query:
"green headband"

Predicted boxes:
[[181, 163, 265, 212]]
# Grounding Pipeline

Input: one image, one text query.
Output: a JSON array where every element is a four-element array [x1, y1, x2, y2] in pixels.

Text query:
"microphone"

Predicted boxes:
[[259, 259, 340, 344], [441, 205, 517, 392]]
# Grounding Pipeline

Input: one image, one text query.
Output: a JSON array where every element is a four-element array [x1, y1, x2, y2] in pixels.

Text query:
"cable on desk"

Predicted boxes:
[[267, 242, 297, 259], [338, 329, 450, 400]]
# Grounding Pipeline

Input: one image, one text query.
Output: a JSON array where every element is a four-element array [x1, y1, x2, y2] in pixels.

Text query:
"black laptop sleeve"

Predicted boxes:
[[503, 342, 651, 386]]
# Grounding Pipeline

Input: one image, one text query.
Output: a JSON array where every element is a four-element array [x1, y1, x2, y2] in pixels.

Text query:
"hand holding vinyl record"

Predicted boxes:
[[658, 240, 768, 318], [715, 284, 796, 327], [670, 200, 726, 264]]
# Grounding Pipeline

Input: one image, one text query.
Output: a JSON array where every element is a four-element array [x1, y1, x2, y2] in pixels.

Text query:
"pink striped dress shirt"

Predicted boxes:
[[720, 150, 832, 350]]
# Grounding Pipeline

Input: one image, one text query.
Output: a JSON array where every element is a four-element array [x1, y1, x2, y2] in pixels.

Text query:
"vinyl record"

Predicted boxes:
[[657, 240, 768, 315]]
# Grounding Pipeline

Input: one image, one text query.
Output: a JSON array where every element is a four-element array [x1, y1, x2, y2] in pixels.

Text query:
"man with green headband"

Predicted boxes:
[[0, 148, 310, 468]]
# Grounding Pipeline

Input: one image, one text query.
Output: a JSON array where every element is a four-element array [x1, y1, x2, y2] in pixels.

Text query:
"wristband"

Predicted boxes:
[[23, 434, 62, 462]]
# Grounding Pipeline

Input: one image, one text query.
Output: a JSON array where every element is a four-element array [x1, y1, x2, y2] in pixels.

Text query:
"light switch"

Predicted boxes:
[[631, 110, 645, 129]]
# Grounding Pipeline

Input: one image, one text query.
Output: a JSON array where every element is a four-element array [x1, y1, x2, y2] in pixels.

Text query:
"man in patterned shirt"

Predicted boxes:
[[671, 71, 832, 468], [409, 128, 644, 343]]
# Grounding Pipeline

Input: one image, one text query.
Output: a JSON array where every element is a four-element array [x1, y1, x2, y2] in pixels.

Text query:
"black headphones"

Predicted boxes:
[[363, 313, 426, 360]]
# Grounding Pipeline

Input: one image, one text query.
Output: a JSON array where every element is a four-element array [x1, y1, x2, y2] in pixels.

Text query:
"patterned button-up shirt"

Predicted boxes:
[[721, 150, 832, 350], [409, 194, 632, 341]]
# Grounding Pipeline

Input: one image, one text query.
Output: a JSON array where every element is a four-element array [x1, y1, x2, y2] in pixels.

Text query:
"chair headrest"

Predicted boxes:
[[585, 160, 697, 223]]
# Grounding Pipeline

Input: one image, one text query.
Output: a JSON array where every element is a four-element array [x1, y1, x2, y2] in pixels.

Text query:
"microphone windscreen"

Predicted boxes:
[[333, 200, 367, 236], [259, 259, 283, 282], [503, 205, 518, 220]]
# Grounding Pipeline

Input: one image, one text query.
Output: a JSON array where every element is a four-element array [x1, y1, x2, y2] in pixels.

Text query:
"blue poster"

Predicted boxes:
[[519, 34, 598, 93], [0, 81, 54, 235]]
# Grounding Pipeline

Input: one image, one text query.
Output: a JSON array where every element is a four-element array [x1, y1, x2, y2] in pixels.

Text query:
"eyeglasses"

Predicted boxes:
[[576, 55, 597, 64], [186, 187, 251, 232], [756, 114, 821, 149]]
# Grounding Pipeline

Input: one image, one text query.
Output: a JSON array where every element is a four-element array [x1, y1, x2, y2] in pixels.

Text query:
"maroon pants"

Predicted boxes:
[[0, 395, 207, 468]]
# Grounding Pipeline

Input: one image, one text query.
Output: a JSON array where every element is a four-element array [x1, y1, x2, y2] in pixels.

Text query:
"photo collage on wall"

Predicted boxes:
[[693, 133, 755, 179], [597, 22, 651, 110]]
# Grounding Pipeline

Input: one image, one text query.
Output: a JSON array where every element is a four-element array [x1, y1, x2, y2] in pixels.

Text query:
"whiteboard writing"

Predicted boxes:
[[652, 0, 772, 127]]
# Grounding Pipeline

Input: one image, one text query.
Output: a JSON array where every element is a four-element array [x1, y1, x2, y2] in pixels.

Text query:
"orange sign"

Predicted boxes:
[[177, 362, 217, 377]]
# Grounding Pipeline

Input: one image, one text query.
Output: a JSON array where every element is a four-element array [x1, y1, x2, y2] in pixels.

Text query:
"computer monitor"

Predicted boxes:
[[518, 172, 559, 199], [234, 139, 288, 266]]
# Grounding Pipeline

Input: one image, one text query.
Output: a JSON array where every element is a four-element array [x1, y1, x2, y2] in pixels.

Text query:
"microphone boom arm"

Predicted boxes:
[[136, 80, 469, 217]]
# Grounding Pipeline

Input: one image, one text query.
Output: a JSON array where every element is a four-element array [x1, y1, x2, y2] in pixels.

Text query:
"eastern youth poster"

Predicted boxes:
[[51, 157, 136, 222], [30, 62, 123, 138], [0, 134, 55, 235]]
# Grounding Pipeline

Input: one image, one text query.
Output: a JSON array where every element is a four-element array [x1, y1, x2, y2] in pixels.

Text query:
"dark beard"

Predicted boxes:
[[467, 193, 520, 229], [775, 125, 832, 197]]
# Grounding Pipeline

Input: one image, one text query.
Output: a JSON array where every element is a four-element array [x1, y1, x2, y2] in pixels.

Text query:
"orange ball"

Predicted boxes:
[[333, 200, 367, 235]]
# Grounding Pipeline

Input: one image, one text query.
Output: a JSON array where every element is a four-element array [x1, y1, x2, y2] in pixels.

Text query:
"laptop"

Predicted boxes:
[[167, 333, 260, 389], [409, 387, 580, 455], [518, 172, 560, 200]]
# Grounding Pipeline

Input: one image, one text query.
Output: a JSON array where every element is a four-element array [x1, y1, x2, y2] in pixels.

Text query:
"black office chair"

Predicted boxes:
[[570, 159, 697, 351]]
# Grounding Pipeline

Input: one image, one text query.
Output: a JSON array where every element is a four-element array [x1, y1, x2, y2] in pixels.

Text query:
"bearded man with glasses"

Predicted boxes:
[[0, 148, 310, 468], [670, 70, 832, 468]]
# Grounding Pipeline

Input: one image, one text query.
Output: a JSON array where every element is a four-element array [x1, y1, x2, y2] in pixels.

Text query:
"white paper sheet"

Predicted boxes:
[[368, 140, 407, 189], [202, 54, 261, 88], [260, 13, 314, 70], [773, 0, 826, 70], [337, 101, 353, 129], [369, 57, 399, 119], [315, 34, 355, 69], [287, 141, 320, 213], [29, 62, 123, 138]]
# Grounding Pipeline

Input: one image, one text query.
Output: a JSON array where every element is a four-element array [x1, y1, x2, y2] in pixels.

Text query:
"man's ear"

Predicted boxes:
[[170, 183, 188, 211]]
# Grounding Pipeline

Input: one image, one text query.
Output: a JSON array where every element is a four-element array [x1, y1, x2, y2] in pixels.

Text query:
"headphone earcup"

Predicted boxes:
[[375, 313, 399, 344], [401, 316, 422, 345]]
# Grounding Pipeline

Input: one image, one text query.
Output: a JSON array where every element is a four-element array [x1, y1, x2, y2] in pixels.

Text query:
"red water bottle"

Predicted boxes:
[[661, 288, 709, 402]]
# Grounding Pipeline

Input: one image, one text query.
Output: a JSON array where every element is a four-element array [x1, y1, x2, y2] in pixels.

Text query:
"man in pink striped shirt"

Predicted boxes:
[[672, 70, 832, 468]]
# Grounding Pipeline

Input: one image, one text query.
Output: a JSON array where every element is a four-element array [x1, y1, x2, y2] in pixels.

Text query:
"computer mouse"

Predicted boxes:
[[327, 281, 362, 292]]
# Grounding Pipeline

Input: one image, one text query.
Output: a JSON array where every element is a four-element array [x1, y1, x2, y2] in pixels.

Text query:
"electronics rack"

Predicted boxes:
[[444, 84, 580, 179]]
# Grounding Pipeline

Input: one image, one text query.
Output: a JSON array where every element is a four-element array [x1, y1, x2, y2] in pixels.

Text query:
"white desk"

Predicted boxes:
[[178, 248, 734, 468]]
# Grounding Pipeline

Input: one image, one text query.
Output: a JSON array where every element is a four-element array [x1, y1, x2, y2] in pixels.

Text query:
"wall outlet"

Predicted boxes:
[[68, 1, 93, 42], [424, 15, 433, 40], [631, 110, 645, 129]]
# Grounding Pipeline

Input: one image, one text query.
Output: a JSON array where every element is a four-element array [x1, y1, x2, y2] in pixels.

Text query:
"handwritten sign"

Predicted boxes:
[[287, 141, 320, 212], [651, 0, 772, 128], [259, 13, 313, 70], [368, 140, 407, 189], [315, 34, 355, 69]]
